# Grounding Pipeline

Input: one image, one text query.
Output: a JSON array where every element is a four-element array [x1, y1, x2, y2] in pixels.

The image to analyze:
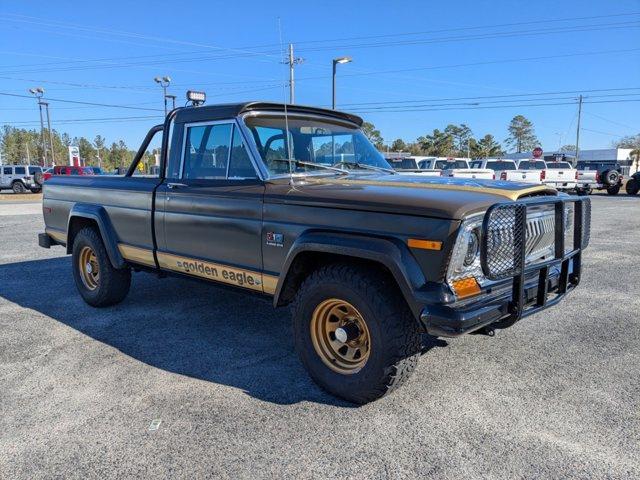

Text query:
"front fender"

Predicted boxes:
[[274, 231, 428, 318], [66, 204, 126, 269]]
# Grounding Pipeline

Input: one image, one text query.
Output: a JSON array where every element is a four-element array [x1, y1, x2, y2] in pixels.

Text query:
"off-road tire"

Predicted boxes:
[[626, 178, 639, 195], [606, 185, 621, 195], [30, 188, 42, 194], [34, 171, 44, 186], [12, 181, 26, 194], [72, 227, 131, 307], [291, 264, 421, 404]]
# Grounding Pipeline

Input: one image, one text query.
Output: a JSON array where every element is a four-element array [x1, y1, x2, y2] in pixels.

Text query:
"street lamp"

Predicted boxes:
[[28, 87, 51, 167], [332, 56, 352, 110], [154, 76, 172, 116], [165, 94, 176, 111]]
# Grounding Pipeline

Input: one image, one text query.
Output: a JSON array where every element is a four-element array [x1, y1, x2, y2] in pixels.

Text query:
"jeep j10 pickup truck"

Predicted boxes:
[[39, 101, 591, 404]]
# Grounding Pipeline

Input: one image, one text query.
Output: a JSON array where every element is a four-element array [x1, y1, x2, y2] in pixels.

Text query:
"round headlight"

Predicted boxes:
[[464, 229, 479, 266]]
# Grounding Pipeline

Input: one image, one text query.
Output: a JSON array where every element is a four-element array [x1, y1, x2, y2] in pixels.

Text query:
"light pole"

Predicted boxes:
[[332, 56, 352, 110], [29, 87, 48, 166], [154, 76, 172, 116], [165, 94, 176, 111]]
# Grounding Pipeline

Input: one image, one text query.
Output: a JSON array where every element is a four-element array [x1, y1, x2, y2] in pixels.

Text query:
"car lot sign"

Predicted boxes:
[[533, 147, 543, 158], [68, 146, 80, 166]]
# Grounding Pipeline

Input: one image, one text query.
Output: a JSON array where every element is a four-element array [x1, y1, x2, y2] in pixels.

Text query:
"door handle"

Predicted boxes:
[[167, 182, 188, 189]]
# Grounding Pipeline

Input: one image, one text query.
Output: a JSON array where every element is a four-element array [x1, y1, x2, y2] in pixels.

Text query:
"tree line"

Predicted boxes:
[[0, 125, 146, 171], [363, 114, 544, 157]]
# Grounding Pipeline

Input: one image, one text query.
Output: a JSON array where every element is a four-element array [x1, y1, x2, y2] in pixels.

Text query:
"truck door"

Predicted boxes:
[[155, 120, 266, 292]]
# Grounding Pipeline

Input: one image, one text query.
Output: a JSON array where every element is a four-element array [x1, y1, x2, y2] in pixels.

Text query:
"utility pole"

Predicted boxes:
[[44, 101, 55, 166], [26, 142, 31, 163], [575, 94, 583, 165], [283, 44, 303, 104]]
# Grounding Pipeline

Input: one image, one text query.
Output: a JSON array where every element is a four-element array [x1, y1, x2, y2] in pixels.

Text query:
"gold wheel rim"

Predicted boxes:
[[78, 246, 100, 291], [310, 298, 371, 375]]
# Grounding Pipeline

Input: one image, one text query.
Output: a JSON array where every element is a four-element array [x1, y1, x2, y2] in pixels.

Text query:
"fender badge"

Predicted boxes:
[[266, 232, 284, 247]]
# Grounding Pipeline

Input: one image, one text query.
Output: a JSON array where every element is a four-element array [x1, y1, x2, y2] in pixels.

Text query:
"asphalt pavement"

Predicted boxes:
[[1, 195, 639, 479]]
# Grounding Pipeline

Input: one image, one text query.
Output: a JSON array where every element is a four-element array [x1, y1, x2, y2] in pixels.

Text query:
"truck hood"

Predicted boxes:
[[265, 173, 556, 219]]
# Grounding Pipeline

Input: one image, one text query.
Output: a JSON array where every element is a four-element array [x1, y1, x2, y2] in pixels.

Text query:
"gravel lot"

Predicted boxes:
[[1, 195, 639, 479]]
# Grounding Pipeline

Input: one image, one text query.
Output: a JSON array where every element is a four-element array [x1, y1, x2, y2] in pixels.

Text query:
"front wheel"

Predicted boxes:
[[607, 185, 621, 195], [626, 178, 639, 195], [12, 182, 26, 194], [292, 264, 421, 404], [72, 227, 131, 307]]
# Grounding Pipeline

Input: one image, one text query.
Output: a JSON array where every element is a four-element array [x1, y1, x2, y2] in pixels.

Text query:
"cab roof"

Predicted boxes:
[[172, 101, 364, 126]]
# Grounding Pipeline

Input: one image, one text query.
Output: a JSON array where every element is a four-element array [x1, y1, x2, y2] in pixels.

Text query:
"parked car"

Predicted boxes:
[[515, 159, 577, 192], [575, 161, 623, 195], [471, 159, 541, 184], [39, 101, 591, 404], [0, 164, 44, 193], [43, 165, 96, 181], [625, 171, 640, 195], [438, 159, 494, 179]]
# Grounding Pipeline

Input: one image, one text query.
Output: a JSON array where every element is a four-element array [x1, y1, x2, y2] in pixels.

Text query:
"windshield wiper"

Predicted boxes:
[[332, 160, 397, 174], [271, 158, 349, 175]]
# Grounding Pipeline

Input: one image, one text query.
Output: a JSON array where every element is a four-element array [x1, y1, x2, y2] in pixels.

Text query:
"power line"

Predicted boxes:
[[347, 98, 640, 114], [3, 115, 162, 126], [0, 91, 164, 111], [581, 127, 625, 137], [584, 111, 637, 130], [338, 87, 640, 107], [295, 20, 640, 53], [292, 12, 640, 45], [0, 13, 284, 63], [300, 48, 640, 81]]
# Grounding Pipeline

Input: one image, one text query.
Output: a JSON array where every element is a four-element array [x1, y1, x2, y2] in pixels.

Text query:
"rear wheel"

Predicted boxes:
[[12, 181, 26, 194], [72, 227, 131, 307], [607, 185, 621, 195], [292, 264, 421, 404], [626, 178, 639, 195]]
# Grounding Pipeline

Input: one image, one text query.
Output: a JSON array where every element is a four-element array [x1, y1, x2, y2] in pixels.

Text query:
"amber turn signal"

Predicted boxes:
[[407, 238, 442, 251], [451, 277, 481, 299]]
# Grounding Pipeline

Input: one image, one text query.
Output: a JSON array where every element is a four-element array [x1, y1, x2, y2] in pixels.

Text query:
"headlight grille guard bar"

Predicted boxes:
[[480, 196, 591, 329]]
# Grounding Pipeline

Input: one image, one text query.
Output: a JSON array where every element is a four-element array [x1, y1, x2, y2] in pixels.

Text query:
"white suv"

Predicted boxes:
[[0, 165, 44, 193]]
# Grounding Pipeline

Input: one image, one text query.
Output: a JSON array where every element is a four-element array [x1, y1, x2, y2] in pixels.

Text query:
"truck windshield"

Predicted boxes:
[[243, 115, 391, 175]]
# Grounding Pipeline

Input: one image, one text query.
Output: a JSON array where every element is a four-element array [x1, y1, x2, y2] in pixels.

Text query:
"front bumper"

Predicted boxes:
[[421, 196, 590, 337], [421, 261, 572, 336]]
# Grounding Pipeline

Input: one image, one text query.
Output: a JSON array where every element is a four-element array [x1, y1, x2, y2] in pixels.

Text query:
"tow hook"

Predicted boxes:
[[472, 326, 495, 336]]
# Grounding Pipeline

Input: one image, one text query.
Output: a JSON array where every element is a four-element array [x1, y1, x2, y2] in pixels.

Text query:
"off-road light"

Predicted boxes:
[[186, 90, 206, 106]]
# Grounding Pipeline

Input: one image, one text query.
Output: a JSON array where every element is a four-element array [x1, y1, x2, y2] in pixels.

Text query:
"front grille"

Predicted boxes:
[[524, 206, 556, 263], [481, 197, 590, 281]]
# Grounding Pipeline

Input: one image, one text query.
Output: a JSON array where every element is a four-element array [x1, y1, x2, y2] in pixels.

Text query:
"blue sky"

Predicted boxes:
[[1, 0, 639, 152]]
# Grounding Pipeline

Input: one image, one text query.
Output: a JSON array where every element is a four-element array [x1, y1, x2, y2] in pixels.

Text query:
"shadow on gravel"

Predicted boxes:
[[0, 257, 445, 406]]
